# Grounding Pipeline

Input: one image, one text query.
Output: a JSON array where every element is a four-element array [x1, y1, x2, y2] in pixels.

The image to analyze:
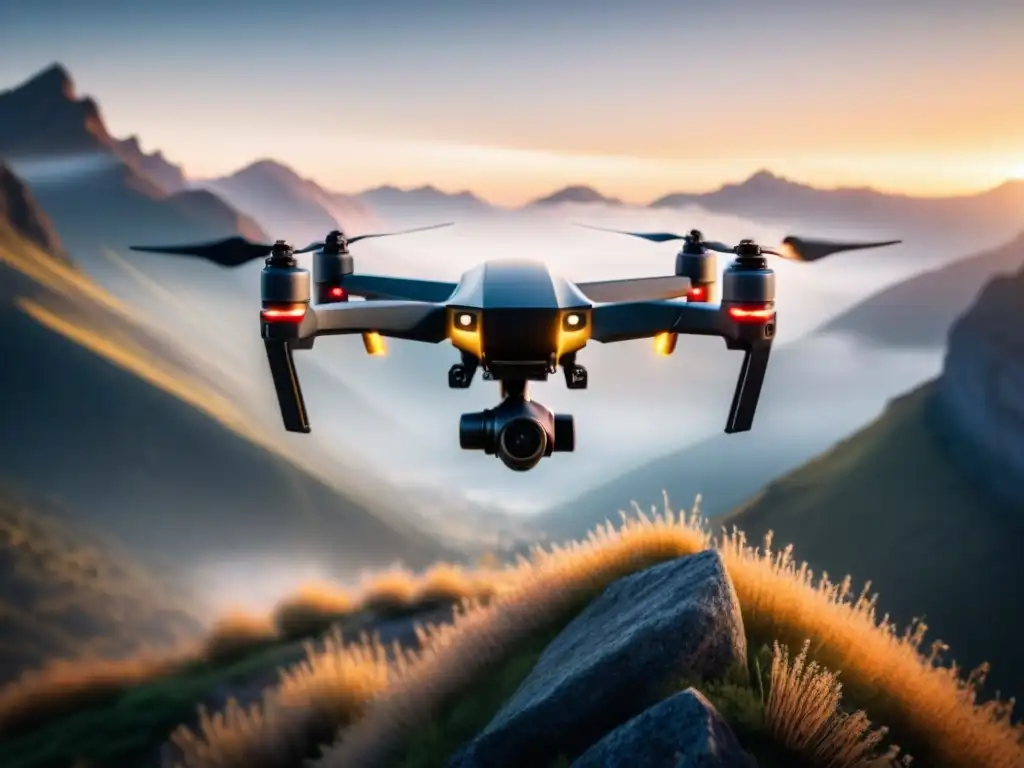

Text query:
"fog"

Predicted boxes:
[[74, 202, 963, 519]]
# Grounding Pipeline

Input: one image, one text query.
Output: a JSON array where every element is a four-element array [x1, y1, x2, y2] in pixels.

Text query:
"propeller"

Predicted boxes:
[[576, 223, 901, 263], [293, 222, 454, 254], [130, 222, 454, 267]]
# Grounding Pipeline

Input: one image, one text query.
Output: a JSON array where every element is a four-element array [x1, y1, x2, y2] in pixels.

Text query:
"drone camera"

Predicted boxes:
[[459, 398, 573, 471]]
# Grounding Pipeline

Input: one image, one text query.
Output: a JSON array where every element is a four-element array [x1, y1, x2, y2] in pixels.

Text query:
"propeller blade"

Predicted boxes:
[[129, 236, 276, 267], [702, 240, 735, 254], [574, 223, 685, 243], [294, 241, 324, 254], [776, 237, 902, 263], [347, 222, 454, 245]]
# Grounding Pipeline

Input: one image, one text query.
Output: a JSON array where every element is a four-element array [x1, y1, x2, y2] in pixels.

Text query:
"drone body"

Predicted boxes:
[[131, 225, 900, 472]]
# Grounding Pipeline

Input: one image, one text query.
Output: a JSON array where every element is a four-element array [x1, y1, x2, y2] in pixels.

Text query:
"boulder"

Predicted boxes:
[[449, 549, 747, 767], [571, 687, 756, 768]]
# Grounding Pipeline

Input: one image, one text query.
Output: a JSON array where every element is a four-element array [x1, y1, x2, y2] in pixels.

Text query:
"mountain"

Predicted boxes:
[[114, 135, 188, 194], [931, 250, 1024, 511], [651, 169, 1024, 241], [0, 63, 265, 267], [197, 159, 377, 243], [358, 184, 492, 224], [821, 231, 1024, 348], [528, 185, 623, 207], [0, 159, 453, 584], [720, 380, 1024, 703], [0, 488, 203, 685]]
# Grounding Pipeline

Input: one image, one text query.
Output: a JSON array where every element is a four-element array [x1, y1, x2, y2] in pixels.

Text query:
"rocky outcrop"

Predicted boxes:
[[572, 688, 756, 768], [449, 550, 750, 767], [931, 232, 1024, 511], [0, 162, 66, 259]]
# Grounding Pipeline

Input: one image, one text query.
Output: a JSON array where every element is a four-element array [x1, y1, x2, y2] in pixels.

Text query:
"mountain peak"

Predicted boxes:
[[532, 184, 620, 206], [10, 63, 75, 101]]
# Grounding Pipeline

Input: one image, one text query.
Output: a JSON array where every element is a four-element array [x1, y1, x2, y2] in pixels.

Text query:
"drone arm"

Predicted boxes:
[[574, 275, 692, 303], [340, 275, 458, 303], [307, 300, 449, 343], [590, 300, 724, 343]]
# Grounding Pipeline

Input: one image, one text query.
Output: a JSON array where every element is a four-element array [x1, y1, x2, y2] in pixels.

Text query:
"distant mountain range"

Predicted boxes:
[[5, 62, 1021, 252]]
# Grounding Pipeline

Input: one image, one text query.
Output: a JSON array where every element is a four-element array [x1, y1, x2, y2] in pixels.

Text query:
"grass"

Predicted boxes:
[[2, 503, 1022, 766], [0, 564, 508, 767], [156, 502, 1023, 768], [723, 380, 1024, 704]]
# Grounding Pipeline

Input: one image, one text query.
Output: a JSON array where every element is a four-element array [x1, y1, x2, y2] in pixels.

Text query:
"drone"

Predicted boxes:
[[130, 224, 901, 472]]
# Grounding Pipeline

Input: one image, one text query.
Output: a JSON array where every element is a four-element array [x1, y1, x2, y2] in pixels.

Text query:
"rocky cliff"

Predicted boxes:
[[931, 231, 1024, 511]]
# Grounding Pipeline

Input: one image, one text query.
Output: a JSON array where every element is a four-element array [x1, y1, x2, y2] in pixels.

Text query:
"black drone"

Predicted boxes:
[[130, 224, 900, 471]]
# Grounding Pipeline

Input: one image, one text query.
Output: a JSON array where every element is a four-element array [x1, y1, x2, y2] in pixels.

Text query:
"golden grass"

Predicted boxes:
[[0, 563, 500, 740], [171, 498, 1023, 768], [766, 640, 906, 767]]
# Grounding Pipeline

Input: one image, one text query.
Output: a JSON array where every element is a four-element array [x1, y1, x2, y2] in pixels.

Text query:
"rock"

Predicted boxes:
[[571, 687, 756, 768], [449, 549, 747, 767], [932, 239, 1024, 512]]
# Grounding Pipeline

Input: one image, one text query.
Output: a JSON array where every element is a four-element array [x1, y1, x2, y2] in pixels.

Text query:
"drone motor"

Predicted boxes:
[[675, 229, 719, 303], [260, 242, 311, 314]]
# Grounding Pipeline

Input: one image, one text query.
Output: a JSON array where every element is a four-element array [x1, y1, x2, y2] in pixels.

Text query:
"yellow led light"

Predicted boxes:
[[654, 331, 678, 356], [362, 331, 387, 356]]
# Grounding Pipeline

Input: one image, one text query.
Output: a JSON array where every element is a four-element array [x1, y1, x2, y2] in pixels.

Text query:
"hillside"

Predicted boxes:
[[822, 231, 1024, 348], [0, 490, 202, 686], [0, 160, 453, 588], [722, 381, 1024, 702], [0, 63, 266, 269]]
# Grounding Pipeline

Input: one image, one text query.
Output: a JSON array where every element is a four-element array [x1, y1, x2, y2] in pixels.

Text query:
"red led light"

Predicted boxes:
[[261, 305, 307, 323], [329, 286, 346, 299], [687, 285, 707, 301], [727, 305, 775, 323]]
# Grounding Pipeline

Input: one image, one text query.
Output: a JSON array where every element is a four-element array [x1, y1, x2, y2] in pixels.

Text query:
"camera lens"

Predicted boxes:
[[499, 418, 545, 462]]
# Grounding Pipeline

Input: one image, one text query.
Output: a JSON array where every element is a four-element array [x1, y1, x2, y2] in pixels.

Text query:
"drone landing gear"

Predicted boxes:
[[724, 341, 772, 434], [448, 353, 479, 388], [264, 339, 311, 433], [559, 353, 588, 390]]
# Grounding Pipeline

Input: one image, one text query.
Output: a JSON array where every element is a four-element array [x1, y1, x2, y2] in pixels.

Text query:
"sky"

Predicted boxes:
[[2, 0, 1024, 205]]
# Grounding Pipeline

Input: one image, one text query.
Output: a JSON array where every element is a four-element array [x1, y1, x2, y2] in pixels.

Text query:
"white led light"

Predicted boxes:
[[458, 313, 474, 327], [566, 313, 581, 327]]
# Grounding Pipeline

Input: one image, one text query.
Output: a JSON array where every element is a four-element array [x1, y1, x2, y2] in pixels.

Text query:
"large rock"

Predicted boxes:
[[449, 549, 747, 767], [571, 687, 756, 768]]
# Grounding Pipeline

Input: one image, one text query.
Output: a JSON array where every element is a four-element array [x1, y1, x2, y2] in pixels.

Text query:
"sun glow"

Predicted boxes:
[[1010, 162, 1024, 180]]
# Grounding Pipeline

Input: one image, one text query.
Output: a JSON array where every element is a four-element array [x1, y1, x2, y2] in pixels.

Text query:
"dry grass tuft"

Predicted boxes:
[[766, 639, 907, 767], [175, 497, 1023, 768], [202, 612, 280, 664], [270, 584, 358, 641], [170, 627, 409, 768]]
